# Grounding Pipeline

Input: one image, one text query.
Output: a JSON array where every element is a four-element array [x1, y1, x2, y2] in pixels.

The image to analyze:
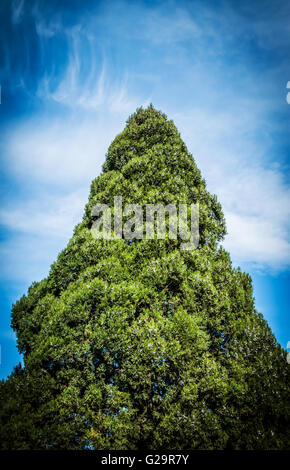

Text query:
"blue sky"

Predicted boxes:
[[0, 0, 289, 379]]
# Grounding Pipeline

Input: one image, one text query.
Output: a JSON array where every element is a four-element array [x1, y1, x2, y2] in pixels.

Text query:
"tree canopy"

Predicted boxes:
[[0, 105, 289, 449]]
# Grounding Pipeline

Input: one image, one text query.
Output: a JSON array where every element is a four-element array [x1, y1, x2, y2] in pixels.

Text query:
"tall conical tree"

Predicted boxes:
[[0, 106, 289, 450]]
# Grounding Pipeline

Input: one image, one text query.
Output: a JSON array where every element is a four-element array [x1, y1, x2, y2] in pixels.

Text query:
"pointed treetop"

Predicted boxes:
[[103, 104, 184, 173], [89, 104, 226, 246]]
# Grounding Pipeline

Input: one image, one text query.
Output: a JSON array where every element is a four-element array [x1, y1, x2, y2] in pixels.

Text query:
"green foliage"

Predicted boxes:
[[1, 105, 289, 449]]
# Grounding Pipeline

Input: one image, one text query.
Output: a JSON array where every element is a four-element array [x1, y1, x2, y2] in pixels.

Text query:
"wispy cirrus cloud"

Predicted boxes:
[[173, 96, 290, 272]]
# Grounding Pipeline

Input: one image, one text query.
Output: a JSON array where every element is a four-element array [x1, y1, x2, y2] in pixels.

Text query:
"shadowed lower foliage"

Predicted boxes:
[[0, 106, 289, 449]]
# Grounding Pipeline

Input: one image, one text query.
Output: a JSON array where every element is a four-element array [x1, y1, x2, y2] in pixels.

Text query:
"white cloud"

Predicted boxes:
[[140, 7, 201, 45], [0, 188, 88, 282], [173, 106, 290, 272], [0, 234, 65, 282], [2, 99, 290, 275], [3, 108, 130, 186], [0, 58, 151, 285], [224, 211, 290, 271], [220, 165, 290, 271]]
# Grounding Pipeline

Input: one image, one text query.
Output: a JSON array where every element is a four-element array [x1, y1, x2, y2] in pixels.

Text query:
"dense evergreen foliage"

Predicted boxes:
[[0, 106, 289, 449]]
